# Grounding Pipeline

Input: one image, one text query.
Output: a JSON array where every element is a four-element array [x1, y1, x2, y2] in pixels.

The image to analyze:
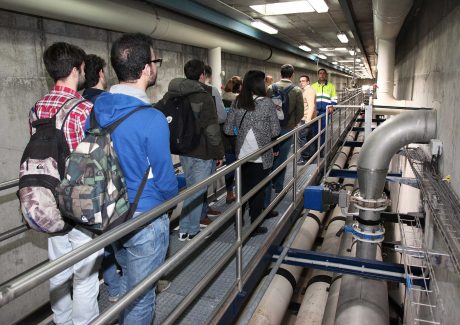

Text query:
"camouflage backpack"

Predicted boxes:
[[56, 106, 150, 234], [18, 98, 86, 233]]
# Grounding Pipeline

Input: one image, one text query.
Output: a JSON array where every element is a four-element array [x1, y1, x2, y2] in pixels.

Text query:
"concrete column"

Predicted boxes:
[[208, 47, 222, 91]]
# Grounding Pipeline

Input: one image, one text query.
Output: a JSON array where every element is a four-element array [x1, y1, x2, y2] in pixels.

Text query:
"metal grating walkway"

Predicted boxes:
[[96, 161, 318, 324]]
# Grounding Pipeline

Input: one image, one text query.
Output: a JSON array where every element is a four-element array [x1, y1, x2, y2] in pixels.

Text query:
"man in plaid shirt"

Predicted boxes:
[[31, 42, 103, 325]]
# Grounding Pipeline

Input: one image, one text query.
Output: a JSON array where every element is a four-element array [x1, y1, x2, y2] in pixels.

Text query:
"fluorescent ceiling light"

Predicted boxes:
[[251, 1, 314, 15], [335, 47, 347, 52], [299, 44, 312, 52], [355, 58, 361, 62], [338, 59, 355, 63], [337, 32, 348, 43], [317, 54, 327, 59], [349, 49, 355, 56], [250, 20, 278, 34], [339, 65, 345, 68], [332, 61, 338, 65], [307, 0, 329, 13], [319, 47, 335, 52]]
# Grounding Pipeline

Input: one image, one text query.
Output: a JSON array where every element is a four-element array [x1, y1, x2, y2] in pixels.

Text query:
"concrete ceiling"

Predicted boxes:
[[191, 0, 375, 79]]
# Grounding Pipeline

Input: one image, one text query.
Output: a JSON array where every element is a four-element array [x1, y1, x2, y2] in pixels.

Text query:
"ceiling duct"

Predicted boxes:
[[373, 0, 414, 104], [0, 0, 349, 74]]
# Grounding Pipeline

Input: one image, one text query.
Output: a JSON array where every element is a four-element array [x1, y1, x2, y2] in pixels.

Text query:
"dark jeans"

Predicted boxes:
[[242, 162, 269, 223], [271, 128, 292, 192], [298, 120, 315, 161], [224, 152, 236, 191]]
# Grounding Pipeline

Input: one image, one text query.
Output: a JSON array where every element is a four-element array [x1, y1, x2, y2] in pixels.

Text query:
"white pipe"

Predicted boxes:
[[376, 39, 396, 102], [0, 0, 347, 75], [372, 0, 414, 105], [295, 206, 345, 325], [248, 211, 326, 325]]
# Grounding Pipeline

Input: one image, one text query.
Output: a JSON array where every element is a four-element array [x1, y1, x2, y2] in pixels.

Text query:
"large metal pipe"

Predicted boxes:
[[357, 110, 436, 201], [335, 110, 436, 325], [0, 0, 343, 74]]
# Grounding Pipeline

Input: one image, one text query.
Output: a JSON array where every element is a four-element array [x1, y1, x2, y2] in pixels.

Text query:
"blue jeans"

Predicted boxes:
[[272, 128, 293, 192], [102, 245, 120, 299], [298, 121, 315, 160], [201, 160, 216, 218], [114, 214, 169, 325], [316, 110, 327, 147], [180, 156, 213, 235]]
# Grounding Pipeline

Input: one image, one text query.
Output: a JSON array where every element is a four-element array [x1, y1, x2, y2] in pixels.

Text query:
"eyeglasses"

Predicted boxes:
[[148, 58, 162, 67]]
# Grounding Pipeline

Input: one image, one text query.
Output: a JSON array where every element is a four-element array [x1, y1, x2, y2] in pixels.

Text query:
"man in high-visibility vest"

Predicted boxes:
[[311, 68, 337, 154]]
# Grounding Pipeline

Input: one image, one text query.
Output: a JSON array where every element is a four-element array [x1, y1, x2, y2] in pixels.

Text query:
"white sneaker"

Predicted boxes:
[[178, 232, 189, 241]]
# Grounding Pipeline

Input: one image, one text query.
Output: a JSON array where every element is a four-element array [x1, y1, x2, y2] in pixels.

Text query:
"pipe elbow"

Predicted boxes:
[[358, 110, 436, 198]]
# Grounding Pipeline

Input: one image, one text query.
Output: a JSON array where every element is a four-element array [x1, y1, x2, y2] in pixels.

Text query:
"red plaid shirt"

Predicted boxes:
[[30, 86, 93, 151]]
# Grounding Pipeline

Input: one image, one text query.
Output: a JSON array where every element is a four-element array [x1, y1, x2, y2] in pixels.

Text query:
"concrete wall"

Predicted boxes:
[[394, 0, 460, 196], [394, 2, 460, 324], [0, 9, 349, 324]]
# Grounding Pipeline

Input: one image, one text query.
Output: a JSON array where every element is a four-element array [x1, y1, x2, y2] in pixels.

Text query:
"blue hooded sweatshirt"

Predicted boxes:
[[90, 91, 178, 213]]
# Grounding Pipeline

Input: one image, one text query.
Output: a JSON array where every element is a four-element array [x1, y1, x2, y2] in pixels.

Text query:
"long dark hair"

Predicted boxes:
[[235, 70, 266, 111]]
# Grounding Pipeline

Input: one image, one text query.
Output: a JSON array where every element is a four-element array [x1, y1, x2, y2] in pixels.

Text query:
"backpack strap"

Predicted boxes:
[[283, 84, 295, 95], [239, 110, 249, 130], [126, 166, 151, 219], [59, 98, 88, 130], [271, 83, 279, 95], [104, 105, 153, 134]]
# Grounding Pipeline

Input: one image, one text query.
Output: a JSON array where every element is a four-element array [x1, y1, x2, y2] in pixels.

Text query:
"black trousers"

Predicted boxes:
[[241, 162, 270, 223]]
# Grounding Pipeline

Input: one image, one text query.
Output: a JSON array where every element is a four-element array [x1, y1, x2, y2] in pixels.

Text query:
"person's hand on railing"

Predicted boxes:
[[327, 105, 334, 113], [216, 159, 224, 168]]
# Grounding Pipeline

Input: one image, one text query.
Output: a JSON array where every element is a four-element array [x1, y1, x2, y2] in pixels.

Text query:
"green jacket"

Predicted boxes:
[[267, 79, 304, 129], [156, 78, 224, 160]]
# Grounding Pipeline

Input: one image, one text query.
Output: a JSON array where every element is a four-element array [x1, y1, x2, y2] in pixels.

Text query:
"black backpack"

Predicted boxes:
[[160, 93, 202, 155], [18, 98, 86, 233], [272, 83, 295, 126]]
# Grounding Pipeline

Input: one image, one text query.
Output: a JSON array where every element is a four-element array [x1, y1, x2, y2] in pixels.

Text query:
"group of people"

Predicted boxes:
[[29, 31, 337, 324]]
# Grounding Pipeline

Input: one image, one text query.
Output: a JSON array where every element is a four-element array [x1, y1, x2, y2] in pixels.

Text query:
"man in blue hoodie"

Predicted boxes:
[[92, 33, 178, 325]]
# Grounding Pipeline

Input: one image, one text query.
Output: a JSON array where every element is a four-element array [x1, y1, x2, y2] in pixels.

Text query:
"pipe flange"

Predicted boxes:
[[344, 222, 385, 243], [351, 191, 390, 211]]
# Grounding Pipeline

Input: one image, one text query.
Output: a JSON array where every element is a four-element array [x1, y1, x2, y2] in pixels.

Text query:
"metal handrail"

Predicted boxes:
[[95, 102, 361, 324], [0, 92, 362, 323]]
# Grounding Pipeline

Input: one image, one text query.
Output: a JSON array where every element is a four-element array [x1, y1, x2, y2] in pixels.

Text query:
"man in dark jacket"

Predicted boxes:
[[266, 64, 303, 195], [82, 54, 107, 102], [157, 59, 224, 240]]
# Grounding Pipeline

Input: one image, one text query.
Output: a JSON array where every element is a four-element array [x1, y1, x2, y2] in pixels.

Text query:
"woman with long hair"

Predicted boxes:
[[221, 76, 242, 204], [224, 70, 280, 234]]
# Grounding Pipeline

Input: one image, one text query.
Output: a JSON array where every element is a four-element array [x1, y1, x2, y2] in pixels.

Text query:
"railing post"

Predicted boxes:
[[339, 107, 342, 139], [317, 118, 321, 167], [324, 111, 329, 176], [293, 130, 298, 202], [364, 96, 373, 140], [235, 165, 243, 292]]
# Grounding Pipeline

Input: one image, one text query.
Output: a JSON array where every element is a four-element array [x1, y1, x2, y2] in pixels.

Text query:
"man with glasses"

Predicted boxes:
[[90, 33, 177, 324], [297, 74, 317, 165]]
